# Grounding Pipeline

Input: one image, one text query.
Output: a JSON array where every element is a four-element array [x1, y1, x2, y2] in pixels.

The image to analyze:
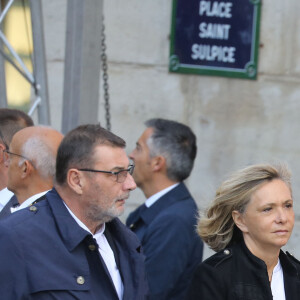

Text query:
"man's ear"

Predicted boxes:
[[0, 144, 5, 163], [20, 160, 34, 179], [152, 155, 165, 172], [232, 210, 249, 233], [67, 169, 84, 195]]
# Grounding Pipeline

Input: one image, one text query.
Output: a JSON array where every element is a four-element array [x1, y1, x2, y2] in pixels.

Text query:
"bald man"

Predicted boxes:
[[1, 126, 63, 216], [0, 108, 33, 211]]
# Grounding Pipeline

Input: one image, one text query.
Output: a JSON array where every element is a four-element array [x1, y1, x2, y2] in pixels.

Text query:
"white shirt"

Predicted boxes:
[[13, 190, 49, 212], [64, 203, 124, 300], [271, 259, 286, 300], [0, 187, 14, 212], [145, 183, 179, 208]]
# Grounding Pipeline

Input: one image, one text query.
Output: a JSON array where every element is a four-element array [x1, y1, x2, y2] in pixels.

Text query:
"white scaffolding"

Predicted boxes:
[[0, 0, 103, 130], [0, 0, 50, 125]]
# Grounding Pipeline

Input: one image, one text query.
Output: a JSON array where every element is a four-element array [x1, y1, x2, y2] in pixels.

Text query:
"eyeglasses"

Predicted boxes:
[[3, 149, 35, 168], [78, 164, 134, 183], [0, 129, 8, 150]]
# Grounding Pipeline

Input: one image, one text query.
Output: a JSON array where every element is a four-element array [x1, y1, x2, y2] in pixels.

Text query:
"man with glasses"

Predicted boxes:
[[126, 118, 203, 300], [0, 108, 33, 212], [0, 124, 148, 299], [0, 125, 63, 220]]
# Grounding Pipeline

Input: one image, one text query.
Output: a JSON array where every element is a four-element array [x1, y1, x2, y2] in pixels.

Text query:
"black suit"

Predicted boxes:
[[187, 239, 300, 299]]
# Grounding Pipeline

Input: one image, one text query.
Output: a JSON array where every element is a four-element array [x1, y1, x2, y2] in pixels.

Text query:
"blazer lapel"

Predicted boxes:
[[0, 195, 18, 220], [107, 218, 147, 300]]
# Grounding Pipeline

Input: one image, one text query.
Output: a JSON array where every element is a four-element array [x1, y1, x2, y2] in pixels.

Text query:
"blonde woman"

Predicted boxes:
[[187, 163, 300, 300]]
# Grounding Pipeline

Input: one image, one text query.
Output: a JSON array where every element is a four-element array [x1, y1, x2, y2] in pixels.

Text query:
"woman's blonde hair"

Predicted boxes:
[[198, 163, 291, 252]]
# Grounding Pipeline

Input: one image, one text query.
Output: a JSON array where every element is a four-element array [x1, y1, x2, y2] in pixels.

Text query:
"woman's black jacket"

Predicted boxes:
[[186, 240, 300, 300]]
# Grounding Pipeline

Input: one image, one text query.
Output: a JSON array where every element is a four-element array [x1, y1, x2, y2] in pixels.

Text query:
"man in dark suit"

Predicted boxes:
[[0, 108, 33, 212], [0, 124, 148, 299], [0, 126, 63, 218], [126, 118, 203, 300], [0, 126, 63, 220]]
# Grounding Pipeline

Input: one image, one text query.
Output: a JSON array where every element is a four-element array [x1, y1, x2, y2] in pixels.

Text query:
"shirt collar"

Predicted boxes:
[[47, 188, 91, 251], [145, 183, 179, 208], [273, 258, 282, 273], [0, 187, 14, 208], [63, 201, 105, 236], [15, 190, 49, 212]]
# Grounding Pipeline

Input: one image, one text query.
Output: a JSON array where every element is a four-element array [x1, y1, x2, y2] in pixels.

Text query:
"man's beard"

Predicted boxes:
[[85, 195, 126, 224]]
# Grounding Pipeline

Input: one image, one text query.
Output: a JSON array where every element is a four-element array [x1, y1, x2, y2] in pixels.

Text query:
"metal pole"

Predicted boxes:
[[62, 0, 102, 133], [0, 4, 7, 107], [0, 43, 7, 108], [0, 31, 35, 84], [29, 0, 50, 125], [0, 0, 14, 24]]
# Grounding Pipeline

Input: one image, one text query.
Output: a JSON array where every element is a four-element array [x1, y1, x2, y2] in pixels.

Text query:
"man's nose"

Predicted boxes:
[[128, 149, 136, 160], [124, 173, 136, 191]]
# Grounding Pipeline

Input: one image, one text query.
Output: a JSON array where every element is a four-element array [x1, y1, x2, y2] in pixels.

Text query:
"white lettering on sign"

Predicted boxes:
[[191, 44, 236, 63], [199, 1, 232, 18], [195, 1, 235, 64], [199, 23, 231, 39]]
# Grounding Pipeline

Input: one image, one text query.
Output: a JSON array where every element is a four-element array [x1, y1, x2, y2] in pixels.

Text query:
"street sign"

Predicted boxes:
[[169, 0, 261, 79]]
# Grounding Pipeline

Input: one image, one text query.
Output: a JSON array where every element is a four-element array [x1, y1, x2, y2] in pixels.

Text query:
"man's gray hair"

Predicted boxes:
[[145, 118, 197, 182], [20, 136, 56, 179]]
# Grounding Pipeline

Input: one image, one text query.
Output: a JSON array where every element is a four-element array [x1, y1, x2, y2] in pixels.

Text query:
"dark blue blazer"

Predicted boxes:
[[126, 182, 203, 300], [0, 188, 148, 299], [0, 194, 18, 220]]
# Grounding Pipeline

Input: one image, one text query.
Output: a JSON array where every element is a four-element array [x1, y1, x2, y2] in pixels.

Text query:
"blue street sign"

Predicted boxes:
[[169, 0, 261, 79]]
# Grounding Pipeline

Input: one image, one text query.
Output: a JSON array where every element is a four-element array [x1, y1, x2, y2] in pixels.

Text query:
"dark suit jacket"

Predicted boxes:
[[0, 188, 148, 299], [126, 182, 203, 300], [0, 195, 18, 220], [187, 240, 300, 300]]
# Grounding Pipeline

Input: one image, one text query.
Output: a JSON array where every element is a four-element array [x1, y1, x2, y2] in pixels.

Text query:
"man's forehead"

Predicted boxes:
[[139, 127, 153, 144], [11, 128, 32, 149], [92, 144, 129, 166], [9, 135, 19, 151]]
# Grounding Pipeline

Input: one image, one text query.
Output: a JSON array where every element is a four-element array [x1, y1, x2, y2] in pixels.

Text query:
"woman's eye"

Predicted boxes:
[[263, 207, 272, 212], [285, 203, 293, 209]]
